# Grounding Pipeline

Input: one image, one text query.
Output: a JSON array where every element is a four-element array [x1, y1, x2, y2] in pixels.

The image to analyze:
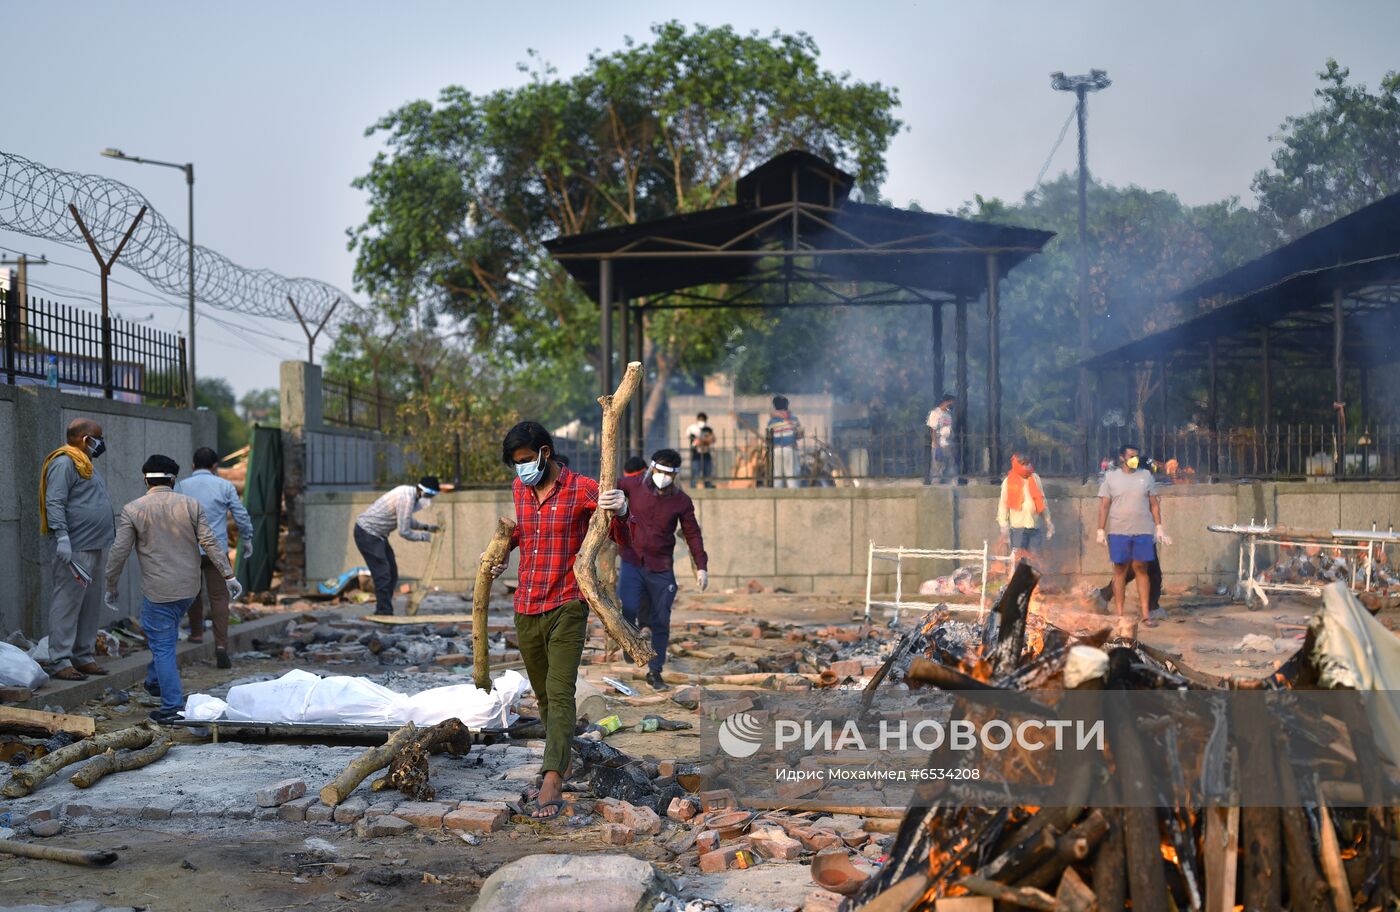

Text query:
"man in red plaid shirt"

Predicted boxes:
[[486, 421, 629, 819]]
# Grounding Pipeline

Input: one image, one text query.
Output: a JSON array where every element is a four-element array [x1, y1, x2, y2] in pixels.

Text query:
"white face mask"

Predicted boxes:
[[652, 472, 674, 489]]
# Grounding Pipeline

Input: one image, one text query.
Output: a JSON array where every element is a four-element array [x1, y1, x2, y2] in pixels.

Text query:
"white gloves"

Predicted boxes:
[[1045, 520, 1056, 540], [55, 533, 73, 565], [243, 541, 253, 561], [697, 569, 709, 592], [1155, 524, 1172, 546], [225, 576, 244, 601], [598, 488, 628, 516], [103, 590, 120, 613], [1095, 528, 1107, 545]]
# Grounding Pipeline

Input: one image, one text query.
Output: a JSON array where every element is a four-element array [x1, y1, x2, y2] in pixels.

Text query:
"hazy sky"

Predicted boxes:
[[4, 1, 1397, 396]]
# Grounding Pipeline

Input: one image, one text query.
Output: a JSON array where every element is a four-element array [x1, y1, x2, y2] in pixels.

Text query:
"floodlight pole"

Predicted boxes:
[[1051, 69, 1110, 478]]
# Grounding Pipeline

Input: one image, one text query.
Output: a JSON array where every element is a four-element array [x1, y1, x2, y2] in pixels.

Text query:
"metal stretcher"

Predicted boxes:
[[1207, 522, 1400, 609]]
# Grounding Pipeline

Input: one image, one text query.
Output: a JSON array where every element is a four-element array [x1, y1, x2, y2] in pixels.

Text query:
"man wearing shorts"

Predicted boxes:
[[1095, 444, 1171, 625]]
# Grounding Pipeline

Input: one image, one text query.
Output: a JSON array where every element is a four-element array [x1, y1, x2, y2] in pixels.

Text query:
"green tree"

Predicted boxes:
[[1253, 60, 1400, 237], [196, 377, 248, 456], [344, 22, 901, 430], [238, 387, 280, 425]]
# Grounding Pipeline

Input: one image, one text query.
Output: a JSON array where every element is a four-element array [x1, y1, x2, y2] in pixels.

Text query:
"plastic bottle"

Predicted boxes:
[[44, 355, 58, 388]]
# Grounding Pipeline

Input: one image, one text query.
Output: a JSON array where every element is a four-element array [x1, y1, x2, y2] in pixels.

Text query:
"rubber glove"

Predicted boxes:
[[103, 590, 121, 613], [225, 576, 244, 601], [55, 533, 73, 565], [697, 569, 709, 592], [598, 488, 628, 516], [1046, 520, 1056, 540], [481, 553, 507, 579], [423, 523, 442, 533], [1155, 524, 1172, 546], [1095, 528, 1107, 545], [243, 541, 253, 561]]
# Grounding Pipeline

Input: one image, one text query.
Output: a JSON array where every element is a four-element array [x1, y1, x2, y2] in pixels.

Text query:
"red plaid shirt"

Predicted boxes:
[[509, 465, 627, 615]]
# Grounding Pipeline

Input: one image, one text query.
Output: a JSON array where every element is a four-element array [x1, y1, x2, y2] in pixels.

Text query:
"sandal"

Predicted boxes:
[[74, 662, 109, 676], [1141, 617, 1158, 628], [530, 799, 567, 820], [51, 667, 86, 681]]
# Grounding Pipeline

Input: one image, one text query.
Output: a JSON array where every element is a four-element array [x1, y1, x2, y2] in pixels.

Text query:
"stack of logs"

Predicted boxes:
[[849, 564, 1394, 912]]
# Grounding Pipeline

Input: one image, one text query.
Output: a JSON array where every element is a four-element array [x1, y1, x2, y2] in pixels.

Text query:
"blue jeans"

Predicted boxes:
[[617, 560, 677, 674], [142, 596, 195, 713]]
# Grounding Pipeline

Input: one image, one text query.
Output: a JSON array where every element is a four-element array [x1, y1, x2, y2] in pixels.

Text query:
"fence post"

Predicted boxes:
[[2, 288, 15, 385], [178, 335, 189, 405]]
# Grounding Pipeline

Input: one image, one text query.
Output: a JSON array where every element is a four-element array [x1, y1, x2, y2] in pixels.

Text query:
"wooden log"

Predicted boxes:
[[473, 517, 516, 690], [2, 724, 156, 798], [69, 737, 173, 789], [1093, 809, 1127, 912], [573, 361, 655, 667], [1316, 788, 1357, 912], [0, 686, 34, 704], [956, 875, 1055, 911], [1272, 729, 1328, 912], [0, 838, 117, 867], [0, 705, 96, 738], [1204, 806, 1240, 912], [905, 657, 1054, 717], [1014, 809, 1110, 892], [1054, 868, 1097, 912], [741, 797, 903, 818], [984, 562, 1038, 676], [1135, 642, 1228, 689], [978, 823, 1059, 884], [1241, 806, 1282, 912], [370, 718, 472, 800], [318, 721, 417, 806]]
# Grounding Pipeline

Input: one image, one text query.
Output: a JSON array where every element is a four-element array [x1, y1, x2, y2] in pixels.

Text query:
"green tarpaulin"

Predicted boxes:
[[237, 425, 282, 592]]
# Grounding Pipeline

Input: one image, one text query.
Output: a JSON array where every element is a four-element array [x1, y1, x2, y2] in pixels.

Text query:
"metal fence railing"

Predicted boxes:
[[1, 289, 186, 404], [658, 425, 1400, 486], [322, 378, 402, 433]]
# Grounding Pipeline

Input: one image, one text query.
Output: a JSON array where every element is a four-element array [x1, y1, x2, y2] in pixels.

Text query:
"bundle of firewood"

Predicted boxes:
[[849, 566, 1396, 912]]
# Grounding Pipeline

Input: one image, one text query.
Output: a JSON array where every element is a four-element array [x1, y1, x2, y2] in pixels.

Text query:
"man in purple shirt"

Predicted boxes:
[[615, 449, 709, 690]]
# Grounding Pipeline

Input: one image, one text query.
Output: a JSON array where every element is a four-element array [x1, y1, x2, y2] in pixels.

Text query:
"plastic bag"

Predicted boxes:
[[0, 641, 49, 690], [26, 636, 51, 665]]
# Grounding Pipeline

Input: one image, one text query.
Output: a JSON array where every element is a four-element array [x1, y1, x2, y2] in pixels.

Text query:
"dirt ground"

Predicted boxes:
[[3, 582, 1377, 911]]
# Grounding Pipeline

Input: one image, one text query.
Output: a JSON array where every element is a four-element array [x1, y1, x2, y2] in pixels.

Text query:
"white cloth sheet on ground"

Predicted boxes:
[[182, 668, 531, 729], [1313, 582, 1400, 766]]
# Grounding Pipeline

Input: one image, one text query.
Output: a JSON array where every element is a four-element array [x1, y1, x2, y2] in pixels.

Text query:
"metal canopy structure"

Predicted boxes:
[[1083, 191, 1400, 475], [543, 150, 1054, 468]]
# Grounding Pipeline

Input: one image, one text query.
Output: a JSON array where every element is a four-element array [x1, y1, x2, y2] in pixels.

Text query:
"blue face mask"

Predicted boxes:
[[515, 450, 547, 487]]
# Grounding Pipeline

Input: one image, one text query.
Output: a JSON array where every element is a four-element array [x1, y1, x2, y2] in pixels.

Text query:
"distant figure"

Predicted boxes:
[[175, 447, 254, 669], [353, 476, 441, 616], [684, 412, 716, 488], [623, 456, 648, 478], [616, 449, 709, 691], [39, 417, 115, 681], [1095, 444, 1171, 626], [105, 454, 239, 724], [997, 451, 1054, 565], [925, 393, 956, 484], [767, 396, 804, 488]]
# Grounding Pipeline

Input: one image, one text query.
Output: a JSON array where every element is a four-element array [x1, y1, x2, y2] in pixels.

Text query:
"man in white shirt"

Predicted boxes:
[[925, 393, 955, 484], [684, 412, 715, 489]]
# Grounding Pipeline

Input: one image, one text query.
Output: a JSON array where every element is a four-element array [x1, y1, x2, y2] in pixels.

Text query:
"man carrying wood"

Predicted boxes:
[[485, 422, 629, 819], [39, 417, 115, 681], [352, 476, 442, 616], [616, 448, 709, 691], [1095, 444, 1171, 627], [104, 455, 240, 724]]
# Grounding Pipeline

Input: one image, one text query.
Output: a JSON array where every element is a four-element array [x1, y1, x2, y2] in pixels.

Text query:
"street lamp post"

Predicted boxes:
[[101, 148, 196, 409], [1050, 70, 1111, 479]]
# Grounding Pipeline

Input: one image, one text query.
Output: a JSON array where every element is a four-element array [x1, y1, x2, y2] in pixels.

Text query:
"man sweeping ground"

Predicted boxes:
[[486, 422, 629, 819]]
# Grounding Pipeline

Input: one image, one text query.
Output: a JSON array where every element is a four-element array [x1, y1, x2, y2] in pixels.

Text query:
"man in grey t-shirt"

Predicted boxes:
[[1095, 443, 1171, 625]]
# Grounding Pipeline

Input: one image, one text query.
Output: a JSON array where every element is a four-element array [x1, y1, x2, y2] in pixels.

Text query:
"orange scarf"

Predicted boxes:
[[1005, 456, 1045, 514], [39, 445, 94, 534]]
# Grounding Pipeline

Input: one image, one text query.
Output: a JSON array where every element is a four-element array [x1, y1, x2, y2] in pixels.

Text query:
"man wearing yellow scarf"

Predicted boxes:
[[39, 418, 115, 681]]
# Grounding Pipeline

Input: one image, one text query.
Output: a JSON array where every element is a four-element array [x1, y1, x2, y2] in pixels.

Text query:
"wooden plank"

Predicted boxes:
[[406, 517, 449, 616], [0, 686, 34, 704], [1204, 806, 1240, 912], [0, 705, 95, 738]]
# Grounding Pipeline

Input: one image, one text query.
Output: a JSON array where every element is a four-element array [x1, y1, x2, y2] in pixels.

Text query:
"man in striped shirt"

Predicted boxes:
[[353, 476, 441, 616], [485, 421, 629, 819], [767, 395, 804, 488]]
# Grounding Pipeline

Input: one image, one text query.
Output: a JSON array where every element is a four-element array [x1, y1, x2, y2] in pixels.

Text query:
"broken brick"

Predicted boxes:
[[619, 803, 661, 835], [255, 778, 306, 808], [699, 789, 737, 812], [332, 798, 367, 824], [699, 846, 756, 872], [601, 822, 634, 845], [443, 802, 508, 833], [596, 797, 626, 823], [393, 801, 453, 828], [305, 803, 335, 824], [666, 797, 698, 822], [695, 830, 720, 854], [826, 660, 863, 678], [356, 814, 413, 838], [750, 826, 804, 860], [278, 795, 319, 822]]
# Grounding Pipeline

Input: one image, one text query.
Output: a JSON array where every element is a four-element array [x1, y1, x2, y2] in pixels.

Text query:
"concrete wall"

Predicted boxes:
[[0, 384, 217, 636], [302, 479, 1400, 597]]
